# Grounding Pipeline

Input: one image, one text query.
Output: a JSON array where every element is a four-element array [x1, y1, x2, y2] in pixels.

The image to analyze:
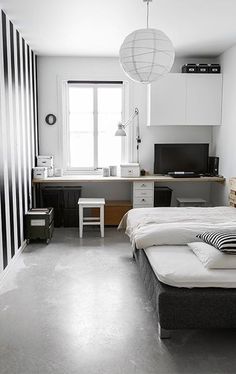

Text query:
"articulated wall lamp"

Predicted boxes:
[[115, 108, 141, 162]]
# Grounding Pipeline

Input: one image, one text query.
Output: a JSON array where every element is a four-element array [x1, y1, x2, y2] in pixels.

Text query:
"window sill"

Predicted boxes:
[[63, 170, 103, 176]]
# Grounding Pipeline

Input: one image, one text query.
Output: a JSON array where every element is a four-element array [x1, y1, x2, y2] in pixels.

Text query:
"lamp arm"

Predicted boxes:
[[123, 108, 139, 129], [123, 107, 141, 143], [117, 107, 141, 163]]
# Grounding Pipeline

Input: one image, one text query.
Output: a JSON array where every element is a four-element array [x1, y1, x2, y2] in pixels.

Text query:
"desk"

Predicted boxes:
[[33, 175, 225, 183], [33, 175, 225, 208]]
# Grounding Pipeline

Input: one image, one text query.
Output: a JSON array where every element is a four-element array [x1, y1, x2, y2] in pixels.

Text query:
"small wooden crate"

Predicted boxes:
[[92, 200, 132, 226], [230, 178, 236, 190]]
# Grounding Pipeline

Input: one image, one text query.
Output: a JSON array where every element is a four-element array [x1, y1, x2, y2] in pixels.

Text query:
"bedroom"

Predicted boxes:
[[1, 0, 236, 373]]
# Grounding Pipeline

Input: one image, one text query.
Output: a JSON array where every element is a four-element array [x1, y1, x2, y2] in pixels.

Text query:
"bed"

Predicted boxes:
[[119, 207, 236, 338]]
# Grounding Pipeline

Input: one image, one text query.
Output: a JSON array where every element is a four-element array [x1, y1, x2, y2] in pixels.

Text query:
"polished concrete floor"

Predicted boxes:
[[0, 228, 236, 374]]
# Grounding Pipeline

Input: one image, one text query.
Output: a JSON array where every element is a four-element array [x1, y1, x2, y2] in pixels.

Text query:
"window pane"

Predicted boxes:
[[69, 113, 93, 132], [69, 86, 93, 113], [98, 113, 122, 166], [98, 87, 122, 114], [70, 132, 94, 168], [66, 84, 123, 170], [97, 87, 122, 167], [68, 87, 94, 168]]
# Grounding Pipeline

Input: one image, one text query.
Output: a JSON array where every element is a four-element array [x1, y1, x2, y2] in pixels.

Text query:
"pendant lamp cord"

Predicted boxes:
[[146, 0, 149, 29]]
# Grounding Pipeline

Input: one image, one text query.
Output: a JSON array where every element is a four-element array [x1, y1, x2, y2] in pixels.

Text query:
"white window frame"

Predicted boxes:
[[60, 80, 128, 175]]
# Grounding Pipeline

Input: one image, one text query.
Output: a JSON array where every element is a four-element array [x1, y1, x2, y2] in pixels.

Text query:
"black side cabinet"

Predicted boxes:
[[154, 186, 172, 207], [40, 186, 82, 227]]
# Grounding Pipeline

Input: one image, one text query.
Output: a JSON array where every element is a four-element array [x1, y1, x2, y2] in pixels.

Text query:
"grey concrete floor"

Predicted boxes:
[[0, 228, 236, 374]]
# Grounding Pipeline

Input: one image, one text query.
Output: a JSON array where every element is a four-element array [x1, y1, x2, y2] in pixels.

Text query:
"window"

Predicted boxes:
[[65, 81, 124, 172]]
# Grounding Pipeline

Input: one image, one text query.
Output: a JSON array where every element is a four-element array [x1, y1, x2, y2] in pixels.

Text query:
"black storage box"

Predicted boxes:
[[154, 186, 172, 207], [41, 186, 82, 227], [209, 64, 221, 74], [25, 208, 54, 244], [63, 187, 82, 227], [41, 186, 62, 227], [197, 64, 209, 73], [182, 64, 197, 73], [182, 63, 221, 74]]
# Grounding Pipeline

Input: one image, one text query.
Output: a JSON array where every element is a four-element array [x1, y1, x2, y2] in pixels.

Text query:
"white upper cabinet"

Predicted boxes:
[[147, 74, 186, 126], [147, 73, 222, 126], [186, 75, 222, 125]]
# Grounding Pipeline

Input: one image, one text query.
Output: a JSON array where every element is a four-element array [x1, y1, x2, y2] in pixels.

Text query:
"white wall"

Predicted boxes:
[[38, 56, 217, 202], [212, 44, 236, 205]]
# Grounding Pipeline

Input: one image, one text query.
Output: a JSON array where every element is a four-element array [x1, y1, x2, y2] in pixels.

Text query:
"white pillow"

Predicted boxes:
[[188, 242, 236, 269]]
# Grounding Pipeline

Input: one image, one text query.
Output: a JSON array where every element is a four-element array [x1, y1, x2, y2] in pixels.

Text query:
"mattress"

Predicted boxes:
[[135, 247, 236, 330], [145, 245, 236, 288]]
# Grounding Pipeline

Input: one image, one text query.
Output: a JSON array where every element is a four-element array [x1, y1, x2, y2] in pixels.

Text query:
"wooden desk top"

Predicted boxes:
[[32, 175, 225, 184]]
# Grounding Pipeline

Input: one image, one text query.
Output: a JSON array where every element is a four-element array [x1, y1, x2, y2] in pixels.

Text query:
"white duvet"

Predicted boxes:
[[119, 207, 236, 249]]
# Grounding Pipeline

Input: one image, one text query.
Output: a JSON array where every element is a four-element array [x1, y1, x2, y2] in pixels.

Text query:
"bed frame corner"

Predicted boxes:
[[158, 323, 171, 339]]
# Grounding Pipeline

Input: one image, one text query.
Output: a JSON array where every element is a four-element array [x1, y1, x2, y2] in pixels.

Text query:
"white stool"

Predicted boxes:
[[78, 198, 105, 238]]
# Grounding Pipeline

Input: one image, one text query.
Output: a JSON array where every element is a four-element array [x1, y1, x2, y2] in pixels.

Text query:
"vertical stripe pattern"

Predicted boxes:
[[0, 10, 38, 271]]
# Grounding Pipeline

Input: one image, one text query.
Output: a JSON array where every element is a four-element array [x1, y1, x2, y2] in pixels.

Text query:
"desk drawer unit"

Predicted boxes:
[[134, 182, 154, 190], [133, 182, 154, 208]]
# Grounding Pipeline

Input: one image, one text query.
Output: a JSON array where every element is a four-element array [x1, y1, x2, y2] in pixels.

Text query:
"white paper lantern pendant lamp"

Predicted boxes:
[[119, 0, 175, 84]]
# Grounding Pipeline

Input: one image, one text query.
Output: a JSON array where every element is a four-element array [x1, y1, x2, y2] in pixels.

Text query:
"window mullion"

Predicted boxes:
[[94, 86, 98, 169], [66, 85, 71, 168]]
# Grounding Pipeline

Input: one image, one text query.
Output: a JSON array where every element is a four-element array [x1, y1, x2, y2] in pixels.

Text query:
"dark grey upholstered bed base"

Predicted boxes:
[[134, 247, 236, 337]]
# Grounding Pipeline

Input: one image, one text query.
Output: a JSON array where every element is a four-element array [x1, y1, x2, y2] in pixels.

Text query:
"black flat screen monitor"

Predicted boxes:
[[154, 143, 209, 175]]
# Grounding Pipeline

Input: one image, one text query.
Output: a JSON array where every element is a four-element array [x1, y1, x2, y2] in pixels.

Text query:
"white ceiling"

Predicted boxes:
[[0, 0, 236, 57]]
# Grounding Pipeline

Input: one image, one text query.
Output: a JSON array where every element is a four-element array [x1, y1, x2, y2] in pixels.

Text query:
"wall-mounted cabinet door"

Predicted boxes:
[[147, 74, 186, 126], [186, 75, 222, 125], [147, 73, 222, 126]]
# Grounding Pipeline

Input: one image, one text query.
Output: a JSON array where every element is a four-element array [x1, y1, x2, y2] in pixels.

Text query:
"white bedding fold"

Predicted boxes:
[[133, 221, 236, 249], [119, 207, 236, 249]]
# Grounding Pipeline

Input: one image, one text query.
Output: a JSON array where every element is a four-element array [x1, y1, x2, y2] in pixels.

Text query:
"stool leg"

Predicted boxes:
[[79, 205, 83, 238], [100, 205, 104, 238]]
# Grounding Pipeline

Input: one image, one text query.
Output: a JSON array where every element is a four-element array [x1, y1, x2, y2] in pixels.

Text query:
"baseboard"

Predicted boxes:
[[0, 240, 27, 285]]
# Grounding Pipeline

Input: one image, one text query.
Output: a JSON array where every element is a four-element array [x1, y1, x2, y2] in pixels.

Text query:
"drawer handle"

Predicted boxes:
[[142, 198, 146, 202]]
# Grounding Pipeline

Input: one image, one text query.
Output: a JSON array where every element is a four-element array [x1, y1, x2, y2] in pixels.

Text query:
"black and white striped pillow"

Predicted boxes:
[[197, 232, 236, 253]]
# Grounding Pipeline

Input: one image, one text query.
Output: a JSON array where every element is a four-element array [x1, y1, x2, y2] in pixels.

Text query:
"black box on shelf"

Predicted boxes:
[[197, 64, 209, 73], [182, 63, 221, 74], [182, 64, 197, 73], [209, 64, 221, 73]]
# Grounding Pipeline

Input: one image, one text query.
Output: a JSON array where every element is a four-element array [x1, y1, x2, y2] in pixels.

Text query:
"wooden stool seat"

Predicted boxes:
[[78, 198, 105, 238]]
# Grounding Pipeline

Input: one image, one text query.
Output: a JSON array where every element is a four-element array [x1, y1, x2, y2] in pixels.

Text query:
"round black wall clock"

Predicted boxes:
[[45, 114, 57, 125]]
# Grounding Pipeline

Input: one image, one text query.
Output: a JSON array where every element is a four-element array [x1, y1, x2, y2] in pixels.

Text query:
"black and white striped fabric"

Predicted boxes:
[[197, 232, 236, 253]]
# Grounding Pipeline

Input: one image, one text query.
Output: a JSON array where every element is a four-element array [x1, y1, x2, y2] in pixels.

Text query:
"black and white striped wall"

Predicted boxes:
[[0, 10, 38, 273]]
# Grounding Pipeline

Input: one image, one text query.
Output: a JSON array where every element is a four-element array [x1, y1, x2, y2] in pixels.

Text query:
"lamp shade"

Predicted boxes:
[[119, 28, 175, 83], [115, 123, 126, 136]]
